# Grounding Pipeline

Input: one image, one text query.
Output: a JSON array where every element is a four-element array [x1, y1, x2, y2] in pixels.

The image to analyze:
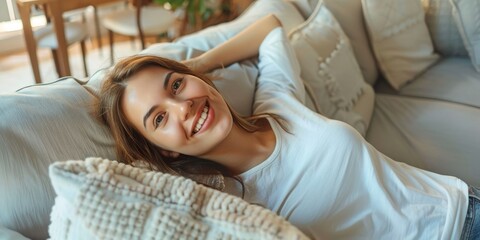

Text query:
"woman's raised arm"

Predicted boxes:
[[183, 14, 282, 73]]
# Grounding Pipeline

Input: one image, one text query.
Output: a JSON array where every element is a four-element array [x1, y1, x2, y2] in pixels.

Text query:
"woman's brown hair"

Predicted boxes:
[[97, 55, 282, 191]]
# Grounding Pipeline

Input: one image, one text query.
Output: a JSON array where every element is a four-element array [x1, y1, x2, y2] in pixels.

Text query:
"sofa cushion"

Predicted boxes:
[[289, 0, 379, 86], [48, 158, 309, 239], [323, 0, 379, 86], [288, 2, 373, 135], [422, 0, 468, 57], [0, 78, 116, 239], [0, 226, 29, 240], [362, 0, 440, 90], [366, 94, 480, 186], [450, 0, 480, 72], [175, 0, 305, 51], [375, 57, 480, 108]]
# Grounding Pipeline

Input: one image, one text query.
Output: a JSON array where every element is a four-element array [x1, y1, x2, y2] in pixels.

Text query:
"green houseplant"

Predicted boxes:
[[154, 0, 235, 35]]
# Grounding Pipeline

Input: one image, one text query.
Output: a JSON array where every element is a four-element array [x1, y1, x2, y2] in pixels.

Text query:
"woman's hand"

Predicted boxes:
[[182, 14, 281, 75], [181, 56, 213, 74]]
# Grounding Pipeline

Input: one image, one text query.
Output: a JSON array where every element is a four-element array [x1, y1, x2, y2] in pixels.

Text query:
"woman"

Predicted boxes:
[[98, 15, 479, 239]]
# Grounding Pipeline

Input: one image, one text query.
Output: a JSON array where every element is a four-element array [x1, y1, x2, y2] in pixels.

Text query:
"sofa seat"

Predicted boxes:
[[366, 94, 480, 186], [375, 57, 480, 108]]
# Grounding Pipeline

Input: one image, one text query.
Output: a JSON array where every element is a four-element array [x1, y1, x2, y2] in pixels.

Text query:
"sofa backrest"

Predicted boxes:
[[0, 78, 116, 239]]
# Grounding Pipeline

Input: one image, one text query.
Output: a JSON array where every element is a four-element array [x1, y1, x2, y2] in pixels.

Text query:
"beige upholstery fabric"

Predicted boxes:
[[375, 57, 480, 108], [362, 0, 440, 90], [323, 0, 379, 85], [422, 0, 468, 56], [450, 0, 480, 72], [48, 158, 309, 240], [286, 0, 318, 18], [366, 94, 480, 186], [289, 0, 380, 86], [288, 2, 373, 135]]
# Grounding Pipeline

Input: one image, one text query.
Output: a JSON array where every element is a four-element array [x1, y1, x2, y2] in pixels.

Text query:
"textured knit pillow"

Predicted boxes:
[[48, 158, 309, 240], [362, 0, 440, 90], [288, 2, 371, 135], [422, 0, 468, 56], [450, 0, 480, 72]]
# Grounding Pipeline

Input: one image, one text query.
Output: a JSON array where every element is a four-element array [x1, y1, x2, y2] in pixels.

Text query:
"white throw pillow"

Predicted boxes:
[[48, 158, 309, 240], [288, 2, 371, 135], [422, 0, 468, 56], [450, 0, 480, 72], [362, 0, 440, 90]]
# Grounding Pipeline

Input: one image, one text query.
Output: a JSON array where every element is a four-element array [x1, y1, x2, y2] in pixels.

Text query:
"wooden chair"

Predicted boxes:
[[33, 5, 89, 80], [101, 0, 175, 65]]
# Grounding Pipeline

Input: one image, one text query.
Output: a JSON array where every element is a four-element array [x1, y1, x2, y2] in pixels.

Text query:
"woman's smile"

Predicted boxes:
[[192, 100, 215, 136]]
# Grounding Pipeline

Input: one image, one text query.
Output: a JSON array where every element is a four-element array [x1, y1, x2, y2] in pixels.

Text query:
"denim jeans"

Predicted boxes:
[[460, 186, 480, 240]]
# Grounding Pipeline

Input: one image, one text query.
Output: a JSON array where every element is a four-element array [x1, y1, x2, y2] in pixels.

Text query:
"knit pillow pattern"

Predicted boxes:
[[48, 158, 309, 240]]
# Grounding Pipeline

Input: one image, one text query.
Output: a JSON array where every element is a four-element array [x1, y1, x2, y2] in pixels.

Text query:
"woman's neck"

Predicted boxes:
[[201, 119, 276, 175]]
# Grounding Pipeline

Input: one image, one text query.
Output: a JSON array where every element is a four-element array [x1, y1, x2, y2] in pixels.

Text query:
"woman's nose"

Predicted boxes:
[[170, 99, 193, 120]]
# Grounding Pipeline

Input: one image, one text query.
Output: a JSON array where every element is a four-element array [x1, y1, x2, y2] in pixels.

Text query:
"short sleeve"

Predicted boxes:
[[254, 27, 306, 112]]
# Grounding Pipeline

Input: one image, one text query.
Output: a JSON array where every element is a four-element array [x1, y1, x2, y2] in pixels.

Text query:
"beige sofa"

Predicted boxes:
[[1, 0, 479, 238]]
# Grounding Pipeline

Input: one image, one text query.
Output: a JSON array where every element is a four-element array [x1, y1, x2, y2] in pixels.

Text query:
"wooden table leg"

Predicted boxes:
[[48, 1, 71, 76], [17, 2, 42, 84]]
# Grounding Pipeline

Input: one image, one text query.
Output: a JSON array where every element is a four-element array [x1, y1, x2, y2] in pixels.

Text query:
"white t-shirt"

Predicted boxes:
[[225, 27, 469, 240]]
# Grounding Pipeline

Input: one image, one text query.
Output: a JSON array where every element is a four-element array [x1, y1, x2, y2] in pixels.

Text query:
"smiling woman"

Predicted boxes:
[[97, 13, 477, 240], [121, 65, 233, 158]]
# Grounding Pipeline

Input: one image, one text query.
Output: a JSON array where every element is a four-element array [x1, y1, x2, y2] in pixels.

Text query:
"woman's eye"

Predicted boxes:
[[172, 78, 184, 94], [154, 113, 165, 128]]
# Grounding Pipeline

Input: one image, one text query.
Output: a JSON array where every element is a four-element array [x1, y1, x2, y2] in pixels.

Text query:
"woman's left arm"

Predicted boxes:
[[183, 14, 281, 73]]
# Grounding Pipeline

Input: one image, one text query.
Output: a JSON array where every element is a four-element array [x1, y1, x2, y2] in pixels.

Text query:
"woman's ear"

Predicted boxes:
[[161, 150, 180, 159]]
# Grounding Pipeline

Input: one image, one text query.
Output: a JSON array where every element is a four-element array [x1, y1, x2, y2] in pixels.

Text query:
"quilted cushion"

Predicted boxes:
[[362, 0, 440, 90]]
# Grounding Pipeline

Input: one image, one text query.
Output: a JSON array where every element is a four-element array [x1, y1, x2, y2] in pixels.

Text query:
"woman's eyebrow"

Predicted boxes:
[[163, 71, 174, 90], [143, 105, 158, 130]]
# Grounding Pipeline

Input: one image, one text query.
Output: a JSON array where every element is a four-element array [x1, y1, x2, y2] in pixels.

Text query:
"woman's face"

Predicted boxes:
[[121, 66, 233, 157]]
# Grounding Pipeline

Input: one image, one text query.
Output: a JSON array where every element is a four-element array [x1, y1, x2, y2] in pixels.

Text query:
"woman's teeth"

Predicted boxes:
[[194, 105, 209, 134]]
